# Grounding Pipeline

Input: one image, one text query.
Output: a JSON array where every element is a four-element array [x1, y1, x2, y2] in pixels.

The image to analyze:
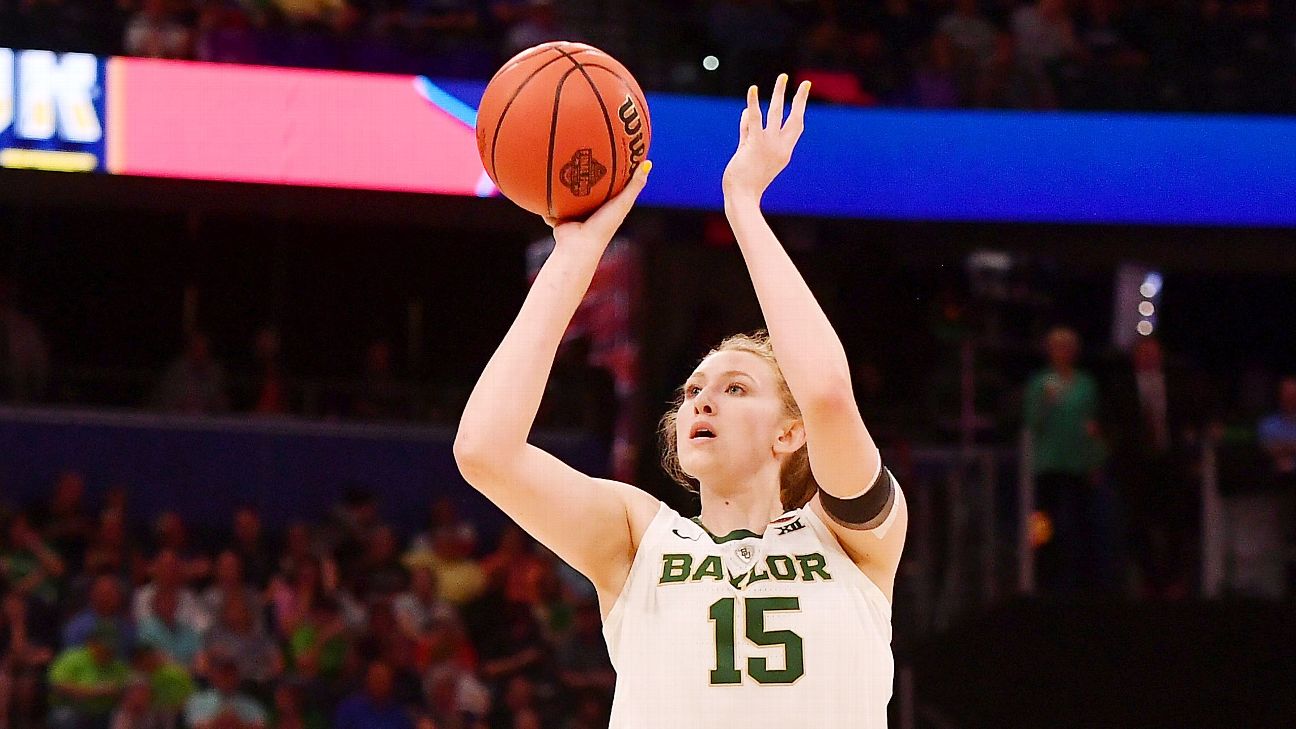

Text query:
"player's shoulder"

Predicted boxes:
[[656, 503, 706, 540], [593, 478, 665, 525], [769, 508, 809, 530], [760, 506, 827, 547]]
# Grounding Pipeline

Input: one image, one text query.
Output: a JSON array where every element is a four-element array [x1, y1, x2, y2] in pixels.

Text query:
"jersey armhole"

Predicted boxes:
[[602, 501, 673, 633], [801, 503, 895, 616]]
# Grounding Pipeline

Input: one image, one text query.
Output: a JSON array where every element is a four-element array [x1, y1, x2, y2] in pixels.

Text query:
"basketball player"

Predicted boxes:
[[455, 74, 905, 728]]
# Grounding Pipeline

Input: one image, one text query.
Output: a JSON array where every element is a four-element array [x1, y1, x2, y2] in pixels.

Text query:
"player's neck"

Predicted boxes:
[[697, 479, 784, 538]]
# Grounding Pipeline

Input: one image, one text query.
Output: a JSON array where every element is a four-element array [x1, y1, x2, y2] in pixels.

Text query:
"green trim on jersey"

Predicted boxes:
[[690, 517, 761, 544]]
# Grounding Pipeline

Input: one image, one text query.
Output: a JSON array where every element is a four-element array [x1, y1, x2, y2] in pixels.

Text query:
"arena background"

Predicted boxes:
[[2, 2, 1296, 727]]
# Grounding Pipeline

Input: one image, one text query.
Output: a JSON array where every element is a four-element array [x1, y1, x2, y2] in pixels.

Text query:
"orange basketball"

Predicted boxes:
[[476, 41, 652, 221]]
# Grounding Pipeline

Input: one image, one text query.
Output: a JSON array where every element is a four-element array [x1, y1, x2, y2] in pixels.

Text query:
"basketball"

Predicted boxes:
[[475, 41, 652, 221]]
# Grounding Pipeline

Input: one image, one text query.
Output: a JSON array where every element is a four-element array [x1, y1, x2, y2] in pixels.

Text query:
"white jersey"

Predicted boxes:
[[603, 496, 897, 728]]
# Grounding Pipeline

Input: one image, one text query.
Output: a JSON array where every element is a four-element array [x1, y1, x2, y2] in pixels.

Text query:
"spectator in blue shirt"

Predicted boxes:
[[334, 661, 415, 729], [62, 576, 135, 657], [1258, 376, 1296, 489], [136, 589, 202, 669], [1219, 374, 1296, 600]]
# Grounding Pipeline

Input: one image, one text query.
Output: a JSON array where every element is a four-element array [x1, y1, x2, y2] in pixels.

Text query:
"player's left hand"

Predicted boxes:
[[722, 74, 810, 202]]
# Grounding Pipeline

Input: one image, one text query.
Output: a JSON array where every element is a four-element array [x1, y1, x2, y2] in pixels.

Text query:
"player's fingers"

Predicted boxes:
[[785, 80, 811, 142], [584, 160, 652, 236], [543, 215, 560, 229], [768, 73, 788, 131], [738, 108, 750, 146], [746, 84, 762, 132]]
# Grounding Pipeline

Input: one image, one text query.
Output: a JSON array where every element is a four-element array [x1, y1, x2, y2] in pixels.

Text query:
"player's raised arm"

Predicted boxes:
[[453, 163, 659, 605], [721, 76, 905, 586]]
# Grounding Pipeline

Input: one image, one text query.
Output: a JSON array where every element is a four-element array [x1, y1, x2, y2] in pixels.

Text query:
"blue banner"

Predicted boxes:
[[439, 80, 1296, 227], [649, 101, 1296, 226]]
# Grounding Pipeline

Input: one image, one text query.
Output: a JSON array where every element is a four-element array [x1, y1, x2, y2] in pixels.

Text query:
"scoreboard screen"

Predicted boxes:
[[1, 48, 107, 172]]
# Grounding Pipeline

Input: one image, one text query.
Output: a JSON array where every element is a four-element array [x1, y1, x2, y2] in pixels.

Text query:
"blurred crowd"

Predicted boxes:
[[1, 485, 613, 729], [0, 268, 617, 434], [1022, 327, 1296, 602], [0, 304, 432, 421], [713, 0, 1296, 112], [1, 0, 1294, 113]]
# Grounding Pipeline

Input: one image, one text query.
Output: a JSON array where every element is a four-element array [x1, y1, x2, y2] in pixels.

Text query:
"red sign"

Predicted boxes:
[[108, 58, 489, 195]]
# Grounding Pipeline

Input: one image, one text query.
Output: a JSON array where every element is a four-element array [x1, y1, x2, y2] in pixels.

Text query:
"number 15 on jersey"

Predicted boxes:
[[709, 597, 805, 685]]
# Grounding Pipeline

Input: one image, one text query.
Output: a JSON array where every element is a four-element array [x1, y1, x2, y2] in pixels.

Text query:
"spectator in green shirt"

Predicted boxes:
[[287, 597, 349, 684], [129, 644, 196, 718], [47, 622, 129, 729], [285, 597, 350, 729], [1023, 326, 1107, 594], [1, 511, 66, 610]]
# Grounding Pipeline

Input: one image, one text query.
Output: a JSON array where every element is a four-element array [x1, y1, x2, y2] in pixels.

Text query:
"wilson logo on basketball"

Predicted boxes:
[[559, 148, 607, 196], [618, 96, 646, 170]]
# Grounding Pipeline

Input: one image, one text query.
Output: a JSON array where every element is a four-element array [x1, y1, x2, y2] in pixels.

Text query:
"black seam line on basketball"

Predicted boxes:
[[491, 47, 598, 90], [488, 49, 567, 180], [551, 47, 619, 207], [490, 43, 563, 83], [578, 65, 651, 179], [548, 66, 582, 220], [489, 51, 570, 187], [578, 63, 650, 125], [496, 45, 600, 79], [581, 64, 651, 167]]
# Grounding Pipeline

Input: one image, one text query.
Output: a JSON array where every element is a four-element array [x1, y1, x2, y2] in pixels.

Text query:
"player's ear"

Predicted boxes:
[[773, 419, 806, 456]]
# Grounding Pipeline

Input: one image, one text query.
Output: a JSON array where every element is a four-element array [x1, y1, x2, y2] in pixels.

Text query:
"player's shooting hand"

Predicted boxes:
[[722, 74, 810, 203], [545, 160, 652, 254]]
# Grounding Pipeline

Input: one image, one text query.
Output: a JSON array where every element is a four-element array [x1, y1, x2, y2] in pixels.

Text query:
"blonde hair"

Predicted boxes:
[[659, 331, 820, 511]]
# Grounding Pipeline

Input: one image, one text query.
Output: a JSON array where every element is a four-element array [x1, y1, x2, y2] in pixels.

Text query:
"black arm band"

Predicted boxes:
[[819, 466, 896, 531]]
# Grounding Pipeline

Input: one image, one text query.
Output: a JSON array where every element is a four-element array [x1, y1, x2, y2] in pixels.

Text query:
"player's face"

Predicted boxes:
[[676, 350, 793, 485]]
